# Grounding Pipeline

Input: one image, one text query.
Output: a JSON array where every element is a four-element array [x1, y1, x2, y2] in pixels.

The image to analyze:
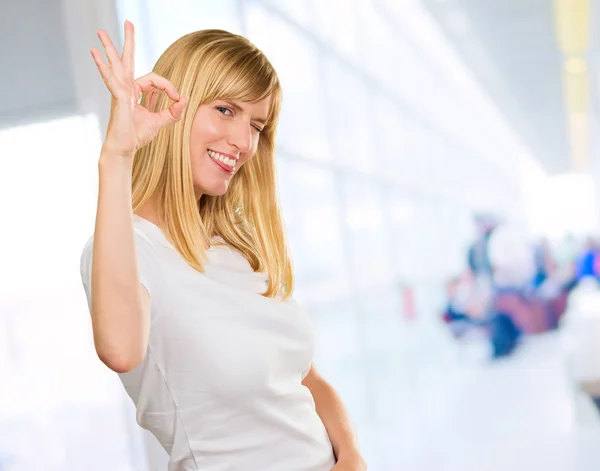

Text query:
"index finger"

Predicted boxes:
[[121, 20, 135, 77], [135, 73, 180, 101]]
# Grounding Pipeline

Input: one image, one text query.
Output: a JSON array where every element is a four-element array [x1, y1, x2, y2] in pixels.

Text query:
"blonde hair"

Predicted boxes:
[[131, 30, 293, 299]]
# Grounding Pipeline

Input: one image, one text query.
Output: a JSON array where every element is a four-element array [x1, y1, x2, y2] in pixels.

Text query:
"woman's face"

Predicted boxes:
[[189, 96, 271, 198]]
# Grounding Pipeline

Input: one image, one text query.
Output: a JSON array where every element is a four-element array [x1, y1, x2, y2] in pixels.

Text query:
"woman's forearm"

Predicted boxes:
[[303, 366, 365, 468], [91, 151, 149, 372]]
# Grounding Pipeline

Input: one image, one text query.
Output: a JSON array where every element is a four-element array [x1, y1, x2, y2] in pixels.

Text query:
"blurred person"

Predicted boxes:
[[442, 269, 520, 358], [488, 225, 569, 333], [79, 23, 364, 471], [532, 237, 566, 303], [559, 236, 600, 295], [467, 212, 497, 281], [554, 233, 579, 275], [532, 237, 556, 288], [442, 272, 476, 337], [487, 222, 536, 291], [574, 236, 600, 280], [445, 215, 522, 358]]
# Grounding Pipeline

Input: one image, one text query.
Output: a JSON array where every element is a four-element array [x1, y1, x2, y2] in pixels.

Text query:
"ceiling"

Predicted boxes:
[[421, 0, 599, 174]]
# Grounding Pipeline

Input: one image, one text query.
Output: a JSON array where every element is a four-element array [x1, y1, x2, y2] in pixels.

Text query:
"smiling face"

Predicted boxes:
[[189, 96, 271, 199]]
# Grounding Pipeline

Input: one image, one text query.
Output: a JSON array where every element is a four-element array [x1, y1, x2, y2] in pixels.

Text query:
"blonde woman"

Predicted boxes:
[[80, 21, 365, 471]]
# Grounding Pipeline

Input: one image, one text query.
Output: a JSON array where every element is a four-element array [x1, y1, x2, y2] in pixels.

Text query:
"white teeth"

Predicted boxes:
[[208, 150, 236, 168]]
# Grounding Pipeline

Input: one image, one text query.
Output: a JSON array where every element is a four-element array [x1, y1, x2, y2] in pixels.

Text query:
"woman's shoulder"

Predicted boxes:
[[80, 217, 165, 266]]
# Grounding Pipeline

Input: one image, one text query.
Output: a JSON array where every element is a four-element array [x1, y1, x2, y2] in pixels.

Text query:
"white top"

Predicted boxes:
[[80, 215, 335, 471]]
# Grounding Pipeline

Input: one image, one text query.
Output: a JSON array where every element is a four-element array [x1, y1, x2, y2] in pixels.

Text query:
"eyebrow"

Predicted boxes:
[[226, 101, 268, 126]]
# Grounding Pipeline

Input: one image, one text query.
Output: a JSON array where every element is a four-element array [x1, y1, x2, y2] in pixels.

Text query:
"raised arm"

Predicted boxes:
[[88, 21, 187, 372]]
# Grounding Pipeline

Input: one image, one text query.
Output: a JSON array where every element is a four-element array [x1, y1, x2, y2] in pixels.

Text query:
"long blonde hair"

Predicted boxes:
[[131, 30, 293, 299]]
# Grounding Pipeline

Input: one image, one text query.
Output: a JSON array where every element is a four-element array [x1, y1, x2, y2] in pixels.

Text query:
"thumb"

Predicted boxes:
[[155, 96, 188, 129]]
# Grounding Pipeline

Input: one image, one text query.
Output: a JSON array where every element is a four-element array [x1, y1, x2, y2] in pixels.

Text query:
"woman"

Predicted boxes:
[[80, 21, 365, 471]]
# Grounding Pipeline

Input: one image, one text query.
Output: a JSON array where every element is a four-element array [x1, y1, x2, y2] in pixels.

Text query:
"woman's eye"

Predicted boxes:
[[216, 106, 233, 116], [252, 124, 264, 134]]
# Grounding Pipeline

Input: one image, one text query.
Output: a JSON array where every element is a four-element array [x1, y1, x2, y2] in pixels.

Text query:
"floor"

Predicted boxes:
[[4, 310, 600, 471], [356, 332, 600, 471]]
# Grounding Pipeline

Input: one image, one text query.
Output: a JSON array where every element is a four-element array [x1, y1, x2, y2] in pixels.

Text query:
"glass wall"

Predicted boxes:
[[0, 115, 147, 470], [0, 1, 531, 470]]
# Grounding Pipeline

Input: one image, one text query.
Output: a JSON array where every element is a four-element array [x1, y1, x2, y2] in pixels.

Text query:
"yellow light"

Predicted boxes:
[[564, 57, 587, 74], [554, 0, 590, 55], [563, 59, 589, 113], [554, 0, 591, 173]]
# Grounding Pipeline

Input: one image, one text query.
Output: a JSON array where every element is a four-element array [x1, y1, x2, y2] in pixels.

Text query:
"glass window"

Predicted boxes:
[[323, 58, 374, 173], [243, 3, 331, 161], [405, 120, 434, 189], [0, 115, 143, 470], [371, 93, 411, 181], [313, 0, 362, 60], [357, 290, 416, 426], [427, 134, 457, 193], [261, 0, 316, 28], [117, 0, 243, 75], [438, 201, 473, 277], [342, 176, 395, 292], [359, 3, 395, 82], [358, 3, 427, 101], [359, 290, 406, 357], [308, 300, 368, 425], [396, 195, 441, 282], [386, 189, 418, 280], [277, 158, 350, 304]]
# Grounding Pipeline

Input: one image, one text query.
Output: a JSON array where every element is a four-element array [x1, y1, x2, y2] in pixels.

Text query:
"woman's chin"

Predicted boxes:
[[196, 180, 230, 198]]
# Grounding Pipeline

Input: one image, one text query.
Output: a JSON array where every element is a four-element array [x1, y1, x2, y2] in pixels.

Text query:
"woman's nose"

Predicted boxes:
[[227, 121, 252, 153]]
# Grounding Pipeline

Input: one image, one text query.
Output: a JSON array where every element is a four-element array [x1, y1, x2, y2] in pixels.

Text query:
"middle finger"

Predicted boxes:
[[97, 30, 124, 73]]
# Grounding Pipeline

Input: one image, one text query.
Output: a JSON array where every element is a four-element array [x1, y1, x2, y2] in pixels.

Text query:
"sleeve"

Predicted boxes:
[[79, 228, 161, 314]]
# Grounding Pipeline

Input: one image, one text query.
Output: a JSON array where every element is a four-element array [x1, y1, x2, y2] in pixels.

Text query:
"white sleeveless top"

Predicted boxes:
[[80, 216, 335, 471]]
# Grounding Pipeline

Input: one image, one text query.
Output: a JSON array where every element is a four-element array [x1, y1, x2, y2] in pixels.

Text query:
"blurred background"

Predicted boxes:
[[3, 0, 600, 469]]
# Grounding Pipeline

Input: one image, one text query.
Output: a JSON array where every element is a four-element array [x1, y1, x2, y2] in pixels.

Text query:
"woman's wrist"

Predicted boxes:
[[99, 148, 134, 169], [100, 144, 135, 161]]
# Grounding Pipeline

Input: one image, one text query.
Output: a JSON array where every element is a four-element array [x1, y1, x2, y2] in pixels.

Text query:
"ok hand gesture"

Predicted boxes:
[[90, 21, 188, 157]]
